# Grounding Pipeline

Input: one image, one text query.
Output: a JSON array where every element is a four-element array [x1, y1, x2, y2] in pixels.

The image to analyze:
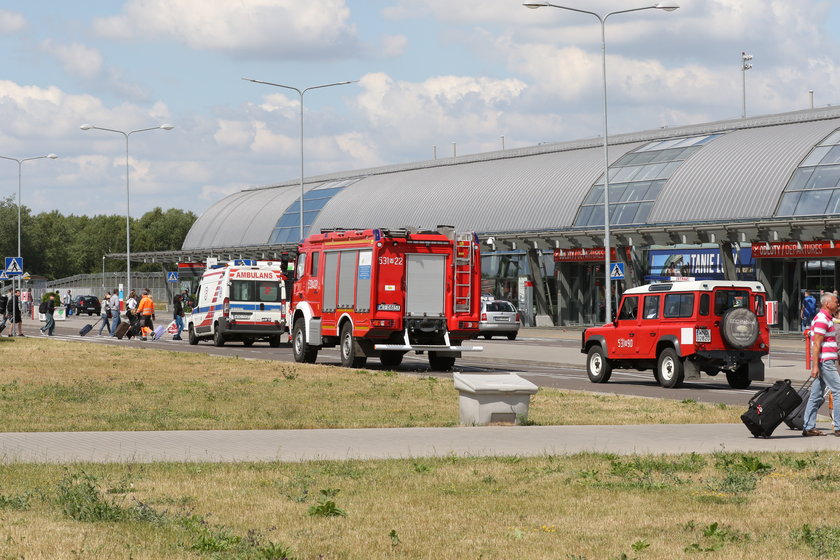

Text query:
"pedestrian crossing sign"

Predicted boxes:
[[167, 271, 179, 282], [0, 271, 7, 280], [609, 262, 625, 280], [4, 257, 23, 276]]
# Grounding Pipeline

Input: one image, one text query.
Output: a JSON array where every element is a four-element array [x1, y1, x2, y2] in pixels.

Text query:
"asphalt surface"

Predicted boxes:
[[2, 313, 835, 464]]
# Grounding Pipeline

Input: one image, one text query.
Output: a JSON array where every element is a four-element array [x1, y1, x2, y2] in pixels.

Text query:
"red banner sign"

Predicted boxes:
[[554, 247, 618, 262], [750, 241, 840, 259]]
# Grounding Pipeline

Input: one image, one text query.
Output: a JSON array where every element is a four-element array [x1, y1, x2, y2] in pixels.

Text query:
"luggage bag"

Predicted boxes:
[[152, 325, 165, 340], [114, 322, 131, 340], [783, 378, 816, 431], [79, 318, 101, 337], [741, 379, 803, 438]]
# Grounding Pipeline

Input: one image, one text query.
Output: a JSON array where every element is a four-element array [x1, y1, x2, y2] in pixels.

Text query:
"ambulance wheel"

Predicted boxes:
[[213, 325, 225, 347], [292, 318, 318, 364], [268, 335, 281, 348], [340, 323, 367, 368], [657, 348, 684, 388], [379, 351, 404, 368], [243, 339, 254, 347], [428, 352, 456, 371], [188, 325, 198, 346]]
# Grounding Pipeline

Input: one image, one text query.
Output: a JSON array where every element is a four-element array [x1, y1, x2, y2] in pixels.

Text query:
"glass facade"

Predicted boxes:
[[574, 134, 722, 227], [777, 128, 840, 217], [268, 179, 359, 244]]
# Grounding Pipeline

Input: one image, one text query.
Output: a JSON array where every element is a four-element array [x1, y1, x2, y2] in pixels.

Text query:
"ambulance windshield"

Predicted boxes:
[[231, 280, 282, 303]]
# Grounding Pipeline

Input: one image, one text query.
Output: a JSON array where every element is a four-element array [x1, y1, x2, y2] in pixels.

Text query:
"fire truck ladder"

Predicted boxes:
[[453, 232, 474, 313]]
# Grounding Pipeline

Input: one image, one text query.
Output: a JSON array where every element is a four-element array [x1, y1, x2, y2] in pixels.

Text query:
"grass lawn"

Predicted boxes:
[[1, 452, 838, 559], [0, 338, 742, 432]]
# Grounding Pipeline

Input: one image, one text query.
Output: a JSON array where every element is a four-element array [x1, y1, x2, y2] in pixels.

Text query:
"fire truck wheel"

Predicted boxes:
[[213, 325, 225, 347], [725, 364, 752, 389], [428, 352, 456, 371], [292, 318, 318, 363], [188, 325, 199, 346], [340, 323, 367, 368], [586, 346, 612, 383], [269, 335, 281, 348], [379, 351, 404, 368], [657, 348, 684, 388], [243, 339, 254, 347]]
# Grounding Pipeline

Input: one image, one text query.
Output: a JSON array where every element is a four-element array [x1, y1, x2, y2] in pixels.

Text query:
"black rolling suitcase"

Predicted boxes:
[[741, 379, 803, 438], [783, 378, 815, 431], [79, 318, 101, 337]]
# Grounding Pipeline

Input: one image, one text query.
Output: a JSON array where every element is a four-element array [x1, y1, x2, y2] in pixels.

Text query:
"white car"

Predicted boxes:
[[479, 300, 520, 340]]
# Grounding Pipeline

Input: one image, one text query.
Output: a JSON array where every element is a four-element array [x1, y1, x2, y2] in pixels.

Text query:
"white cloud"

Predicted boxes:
[[40, 40, 103, 79], [91, 0, 358, 58], [0, 10, 26, 33], [380, 34, 408, 57]]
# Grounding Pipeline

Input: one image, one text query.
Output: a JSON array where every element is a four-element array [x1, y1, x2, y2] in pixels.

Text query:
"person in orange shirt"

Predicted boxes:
[[136, 289, 156, 340]]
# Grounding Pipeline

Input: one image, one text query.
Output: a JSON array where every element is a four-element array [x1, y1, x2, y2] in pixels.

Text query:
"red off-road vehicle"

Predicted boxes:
[[582, 281, 770, 389]]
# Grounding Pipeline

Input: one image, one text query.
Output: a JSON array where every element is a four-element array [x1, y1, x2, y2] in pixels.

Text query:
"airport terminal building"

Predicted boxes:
[[162, 106, 840, 332]]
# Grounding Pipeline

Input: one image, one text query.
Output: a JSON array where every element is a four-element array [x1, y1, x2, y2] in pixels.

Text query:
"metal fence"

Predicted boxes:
[[45, 272, 189, 311]]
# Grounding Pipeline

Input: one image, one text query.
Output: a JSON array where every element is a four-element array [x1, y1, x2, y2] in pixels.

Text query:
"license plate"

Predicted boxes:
[[696, 328, 711, 343], [494, 315, 510, 322], [232, 313, 251, 319], [261, 317, 272, 322]]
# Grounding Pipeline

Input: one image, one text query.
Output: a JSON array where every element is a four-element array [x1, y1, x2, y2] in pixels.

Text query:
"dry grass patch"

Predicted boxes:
[[0, 338, 742, 432], [0, 451, 837, 559]]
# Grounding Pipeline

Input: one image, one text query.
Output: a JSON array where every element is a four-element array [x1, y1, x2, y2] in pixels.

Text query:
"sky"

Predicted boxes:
[[2, 0, 840, 218]]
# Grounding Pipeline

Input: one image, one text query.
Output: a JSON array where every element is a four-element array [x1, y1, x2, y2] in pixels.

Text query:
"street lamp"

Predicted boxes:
[[242, 77, 357, 241], [0, 153, 58, 296], [523, 1, 679, 322], [80, 123, 173, 297], [741, 52, 753, 119]]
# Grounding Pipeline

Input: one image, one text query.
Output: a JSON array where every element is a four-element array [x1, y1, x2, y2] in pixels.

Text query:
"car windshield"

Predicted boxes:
[[486, 301, 515, 312]]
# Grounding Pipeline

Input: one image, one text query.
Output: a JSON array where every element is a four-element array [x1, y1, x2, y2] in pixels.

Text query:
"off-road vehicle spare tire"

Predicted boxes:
[[720, 307, 759, 349]]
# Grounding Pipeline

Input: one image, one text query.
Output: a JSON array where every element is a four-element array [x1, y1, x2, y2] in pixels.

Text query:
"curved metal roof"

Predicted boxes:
[[182, 106, 840, 251]]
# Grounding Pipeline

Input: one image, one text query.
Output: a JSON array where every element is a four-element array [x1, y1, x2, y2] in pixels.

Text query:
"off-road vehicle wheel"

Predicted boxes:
[[586, 346, 612, 383], [657, 348, 684, 388], [726, 364, 752, 389]]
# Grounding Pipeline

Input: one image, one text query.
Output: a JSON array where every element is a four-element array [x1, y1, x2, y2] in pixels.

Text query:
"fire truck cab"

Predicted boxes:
[[289, 227, 483, 370]]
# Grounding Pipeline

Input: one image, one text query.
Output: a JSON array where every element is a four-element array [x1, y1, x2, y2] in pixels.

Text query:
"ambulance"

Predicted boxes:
[[288, 226, 483, 370], [188, 260, 287, 347]]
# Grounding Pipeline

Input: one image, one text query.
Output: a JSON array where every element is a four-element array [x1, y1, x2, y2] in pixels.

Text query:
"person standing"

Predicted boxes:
[[172, 294, 185, 340], [802, 292, 840, 436], [98, 292, 112, 336], [0, 292, 8, 333], [39, 294, 56, 336], [63, 290, 73, 317], [109, 289, 121, 336], [6, 289, 24, 337], [136, 290, 155, 340], [802, 290, 817, 332]]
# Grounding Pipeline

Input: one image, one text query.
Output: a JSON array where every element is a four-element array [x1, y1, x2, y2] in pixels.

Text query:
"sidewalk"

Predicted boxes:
[[1, 423, 837, 464]]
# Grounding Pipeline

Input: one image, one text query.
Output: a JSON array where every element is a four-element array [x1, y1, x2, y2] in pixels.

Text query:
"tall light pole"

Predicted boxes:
[[741, 52, 753, 119], [523, 1, 679, 322], [242, 77, 356, 240], [0, 153, 58, 296], [80, 123, 173, 297]]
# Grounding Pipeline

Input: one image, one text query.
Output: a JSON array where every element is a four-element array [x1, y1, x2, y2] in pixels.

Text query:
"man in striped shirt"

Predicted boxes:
[[802, 292, 840, 436]]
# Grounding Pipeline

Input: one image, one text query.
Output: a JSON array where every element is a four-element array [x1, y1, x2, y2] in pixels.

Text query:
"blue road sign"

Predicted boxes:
[[610, 262, 625, 280], [167, 271, 179, 283], [5, 257, 23, 276]]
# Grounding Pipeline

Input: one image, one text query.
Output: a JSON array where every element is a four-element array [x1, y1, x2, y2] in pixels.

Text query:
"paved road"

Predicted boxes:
[[0, 424, 836, 464]]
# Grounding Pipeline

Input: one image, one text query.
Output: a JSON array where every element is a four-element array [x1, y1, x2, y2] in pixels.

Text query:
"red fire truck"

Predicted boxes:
[[288, 227, 483, 370]]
